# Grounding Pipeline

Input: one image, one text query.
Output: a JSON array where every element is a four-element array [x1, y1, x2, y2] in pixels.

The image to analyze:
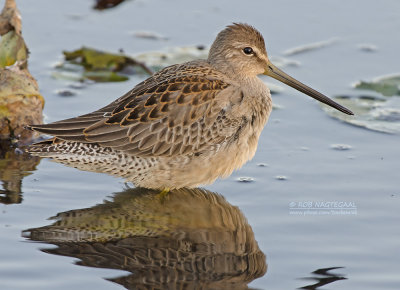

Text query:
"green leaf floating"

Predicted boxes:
[[53, 47, 153, 83], [355, 74, 400, 97], [322, 95, 400, 134], [322, 74, 400, 134]]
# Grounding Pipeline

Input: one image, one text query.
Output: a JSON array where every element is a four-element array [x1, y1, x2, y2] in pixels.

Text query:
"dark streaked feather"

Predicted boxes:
[[30, 61, 240, 157]]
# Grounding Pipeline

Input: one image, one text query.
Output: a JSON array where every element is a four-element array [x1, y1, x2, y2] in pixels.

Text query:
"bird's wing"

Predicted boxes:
[[30, 63, 244, 157]]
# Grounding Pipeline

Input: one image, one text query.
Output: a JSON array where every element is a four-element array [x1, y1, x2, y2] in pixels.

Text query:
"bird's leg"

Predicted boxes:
[[157, 188, 170, 202]]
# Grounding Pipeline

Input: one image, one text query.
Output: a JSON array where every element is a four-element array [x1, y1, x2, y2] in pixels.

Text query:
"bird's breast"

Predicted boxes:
[[221, 87, 272, 175]]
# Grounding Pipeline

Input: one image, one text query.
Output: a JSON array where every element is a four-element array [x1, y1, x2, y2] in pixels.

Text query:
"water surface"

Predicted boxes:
[[1, 0, 400, 289]]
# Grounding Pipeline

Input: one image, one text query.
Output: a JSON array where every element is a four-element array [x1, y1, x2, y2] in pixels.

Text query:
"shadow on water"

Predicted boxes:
[[0, 141, 41, 204], [298, 267, 347, 289], [23, 187, 267, 289]]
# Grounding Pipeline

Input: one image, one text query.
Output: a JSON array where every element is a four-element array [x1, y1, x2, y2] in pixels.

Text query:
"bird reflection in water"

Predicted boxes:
[[23, 187, 266, 289], [0, 141, 41, 204]]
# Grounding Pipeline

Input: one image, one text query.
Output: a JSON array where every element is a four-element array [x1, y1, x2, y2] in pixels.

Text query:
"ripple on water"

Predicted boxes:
[[331, 144, 352, 151], [358, 43, 378, 52], [55, 89, 77, 97], [237, 177, 255, 183], [257, 163, 269, 167]]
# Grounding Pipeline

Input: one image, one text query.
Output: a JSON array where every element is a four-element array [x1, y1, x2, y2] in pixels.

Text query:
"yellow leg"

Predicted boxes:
[[157, 188, 170, 202]]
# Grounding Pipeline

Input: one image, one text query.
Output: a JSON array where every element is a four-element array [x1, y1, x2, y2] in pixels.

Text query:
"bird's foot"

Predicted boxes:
[[157, 188, 170, 203]]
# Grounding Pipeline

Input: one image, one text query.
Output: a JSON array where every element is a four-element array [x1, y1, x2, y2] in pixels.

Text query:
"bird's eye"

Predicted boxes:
[[243, 47, 254, 55]]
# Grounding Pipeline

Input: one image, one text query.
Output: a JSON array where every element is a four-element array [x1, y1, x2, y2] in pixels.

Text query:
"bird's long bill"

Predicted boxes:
[[264, 62, 353, 115]]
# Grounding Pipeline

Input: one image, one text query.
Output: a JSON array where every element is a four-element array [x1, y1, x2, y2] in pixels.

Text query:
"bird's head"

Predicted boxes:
[[208, 23, 353, 115]]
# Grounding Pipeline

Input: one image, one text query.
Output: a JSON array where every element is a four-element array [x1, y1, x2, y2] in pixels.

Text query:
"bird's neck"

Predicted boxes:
[[207, 58, 259, 85]]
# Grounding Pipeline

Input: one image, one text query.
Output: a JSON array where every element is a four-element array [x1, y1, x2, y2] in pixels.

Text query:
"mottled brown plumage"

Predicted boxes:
[[28, 23, 353, 189]]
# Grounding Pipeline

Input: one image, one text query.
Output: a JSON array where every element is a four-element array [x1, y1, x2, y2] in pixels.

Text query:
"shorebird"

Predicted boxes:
[[28, 23, 353, 189]]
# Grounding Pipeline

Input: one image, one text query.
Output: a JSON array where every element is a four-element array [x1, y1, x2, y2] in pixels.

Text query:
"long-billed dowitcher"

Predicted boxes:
[[28, 23, 353, 189]]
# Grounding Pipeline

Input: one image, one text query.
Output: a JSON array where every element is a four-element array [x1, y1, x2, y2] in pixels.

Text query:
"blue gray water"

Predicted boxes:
[[1, 0, 399, 289]]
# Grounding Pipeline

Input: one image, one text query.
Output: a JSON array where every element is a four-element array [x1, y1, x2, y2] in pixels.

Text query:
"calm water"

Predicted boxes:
[[1, 0, 400, 289]]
